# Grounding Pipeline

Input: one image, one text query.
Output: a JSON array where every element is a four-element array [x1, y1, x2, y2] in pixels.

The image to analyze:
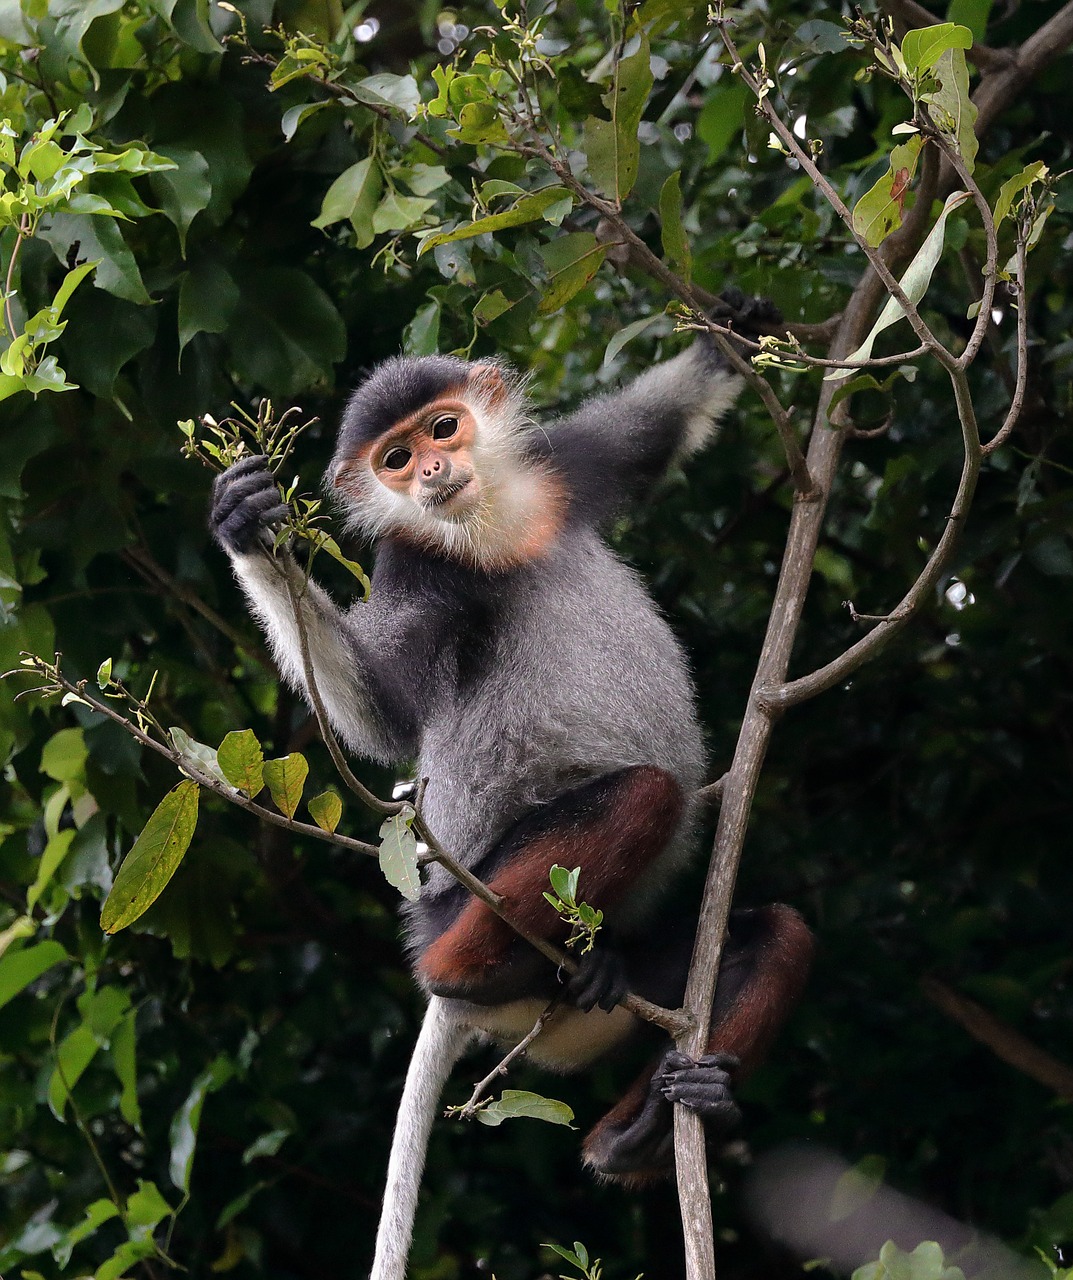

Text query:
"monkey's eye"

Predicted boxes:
[[432, 415, 459, 440], [382, 447, 412, 471]]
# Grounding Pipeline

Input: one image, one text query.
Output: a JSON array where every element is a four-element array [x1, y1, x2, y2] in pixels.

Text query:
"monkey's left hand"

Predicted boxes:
[[564, 947, 629, 1013]]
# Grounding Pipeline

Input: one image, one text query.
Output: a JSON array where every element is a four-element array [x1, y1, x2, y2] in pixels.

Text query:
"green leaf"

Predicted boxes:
[[538, 232, 607, 314], [0, 940, 67, 1011], [124, 1178, 172, 1237], [308, 789, 342, 833], [310, 532, 371, 590], [217, 728, 265, 797], [53, 1200, 121, 1269], [420, 187, 573, 253], [475, 1089, 576, 1127], [100, 780, 200, 933], [311, 157, 383, 249], [831, 190, 970, 376], [659, 171, 692, 279], [26, 827, 76, 912], [900, 23, 973, 77], [263, 753, 308, 819], [96, 657, 113, 688], [696, 81, 751, 165], [281, 99, 330, 142], [350, 73, 421, 117], [583, 33, 653, 203], [242, 1127, 290, 1163], [378, 805, 420, 901], [603, 313, 667, 366], [169, 727, 230, 787], [38, 212, 151, 305], [852, 135, 924, 246], [150, 146, 212, 255], [169, 1055, 234, 1193], [404, 300, 441, 356], [41, 726, 88, 782], [921, 46, 978, 172], [178, 260, 240, 356], [994, 160, 1047, 232], [111, 1010, 142, 1129], [947, 0, 991, 42]]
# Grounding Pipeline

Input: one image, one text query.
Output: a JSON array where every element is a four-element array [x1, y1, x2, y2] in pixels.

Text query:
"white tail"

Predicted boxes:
[[370, 996, 472, 1280]]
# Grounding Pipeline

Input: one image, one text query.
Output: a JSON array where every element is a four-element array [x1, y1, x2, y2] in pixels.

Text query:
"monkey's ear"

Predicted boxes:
[[466, 363, 508, 405]]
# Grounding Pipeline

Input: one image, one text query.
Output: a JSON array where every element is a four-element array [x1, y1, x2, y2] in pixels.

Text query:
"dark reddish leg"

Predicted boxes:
[[417, 765, 685, 1003], [582, 904, 814, 1182]]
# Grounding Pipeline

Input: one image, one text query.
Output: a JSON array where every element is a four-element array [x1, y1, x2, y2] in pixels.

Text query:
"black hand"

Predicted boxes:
[[210, 456, 289, 555], [564, 947, 629, 1013]]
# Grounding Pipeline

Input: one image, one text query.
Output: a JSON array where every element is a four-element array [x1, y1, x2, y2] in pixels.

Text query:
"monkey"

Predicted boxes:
[[209, 310, 813, 1280]]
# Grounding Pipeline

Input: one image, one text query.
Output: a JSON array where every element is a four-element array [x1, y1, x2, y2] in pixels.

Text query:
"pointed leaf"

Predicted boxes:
[[994, 160, 1047, 232], [308, 789, 342, 833], [830, 191, 970, 376], [921, 46, 978, 172], [0, 940, 67, 1011], [379, 805, 420, 901], [852, 135, 923, 246], [217, 729, 265, 797], [659, 171, 692, 279], [100, 781, 200, 933], [169, 1056, 234, 1193], [538, 232, 607, 313], [901, 23, 973, 76], [584, 34, 653, 202], [476, 1089, 576, 1127], [420, 187, 572, 253], [262, 753, 308, 819]]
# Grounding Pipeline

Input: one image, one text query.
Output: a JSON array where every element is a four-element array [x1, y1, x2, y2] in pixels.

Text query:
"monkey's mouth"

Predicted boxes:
[[423, 478, 475, 512]]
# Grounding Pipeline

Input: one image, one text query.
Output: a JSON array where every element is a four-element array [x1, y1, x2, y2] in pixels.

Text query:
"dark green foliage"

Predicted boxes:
[[0, 1, 1071, 1278]]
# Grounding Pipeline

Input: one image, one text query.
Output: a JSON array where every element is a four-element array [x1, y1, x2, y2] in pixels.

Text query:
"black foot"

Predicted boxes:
[[656, 1049, 742, 1132], [564, 947, 629, 1013], [210, 455, 290, 555], [712, 287, 783, 339]]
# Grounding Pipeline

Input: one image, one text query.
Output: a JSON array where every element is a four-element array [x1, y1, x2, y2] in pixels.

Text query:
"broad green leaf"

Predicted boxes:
[[659, 171, 692, 279], [100, 780, 200, 933], [475, 1089, 576, 1127], [473, 289, 517, 325], [371, 189, 434, 235], [831, 190, 970, 376], [53, 1200, 120, 1269], [95, 1240, 157, 1280], [38, 212, 151, 305], [169, 1055, 234, 1193], [26, 827, 75, 912], [308, 789, 342, 833], [921, 47, 978, 172], [150, 146, 212, 255], [696, 81, 751, 165], [263, 753, 308, 819], [379, 805, 420, 901], [900, 23, 973, 76], [41, 726, 87, 782], [49, 1023, 100, 1118], [994, 160, 1047, 232], [584, 33, 653, 203], [124, 1179, 172, 1236], [217, 728, 265, 797], [50, 259, 98, 319], [178, 260, 240, 356], [420, 187, 573, 253], [350, 73, 421, 117], [538, 232, 607, 314], [404, 300, 441, 357], [311, 157, 383, 249], [852, 135, 924, 247], [0, 940, 67, 1011]]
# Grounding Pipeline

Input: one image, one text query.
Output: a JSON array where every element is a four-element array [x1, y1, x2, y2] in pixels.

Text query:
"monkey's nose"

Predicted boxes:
[[422, 459, 442, 477]]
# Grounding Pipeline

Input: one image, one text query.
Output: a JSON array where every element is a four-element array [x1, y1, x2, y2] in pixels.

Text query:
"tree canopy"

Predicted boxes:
[[0, 1, 1072, 1278]]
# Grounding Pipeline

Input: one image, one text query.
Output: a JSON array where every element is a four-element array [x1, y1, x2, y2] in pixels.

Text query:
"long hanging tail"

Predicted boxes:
[[370, 996, 472, 1280]]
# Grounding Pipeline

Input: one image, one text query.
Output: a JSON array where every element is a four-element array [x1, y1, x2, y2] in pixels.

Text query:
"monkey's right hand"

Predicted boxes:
[[209, 456, 290, 556], [564, 947, 629, 1013]]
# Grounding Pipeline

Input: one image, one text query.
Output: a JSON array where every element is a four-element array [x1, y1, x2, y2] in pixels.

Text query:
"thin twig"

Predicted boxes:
[[454, 999, 560, 1117], [982, 241, 1029, 456]]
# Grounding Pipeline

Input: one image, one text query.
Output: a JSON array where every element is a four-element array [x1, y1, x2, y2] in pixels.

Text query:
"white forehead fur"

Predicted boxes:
[[334, 369, 552, 566]]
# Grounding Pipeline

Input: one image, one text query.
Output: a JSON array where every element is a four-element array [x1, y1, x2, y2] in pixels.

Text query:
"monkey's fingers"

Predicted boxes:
[[657, 1051, 741, 1126], [211, 461, 290, 555], [564, 947, 629, 1013]]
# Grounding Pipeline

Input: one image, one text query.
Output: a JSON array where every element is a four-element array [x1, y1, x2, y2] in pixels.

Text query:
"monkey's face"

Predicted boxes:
[[369, 398, 481, 518]]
